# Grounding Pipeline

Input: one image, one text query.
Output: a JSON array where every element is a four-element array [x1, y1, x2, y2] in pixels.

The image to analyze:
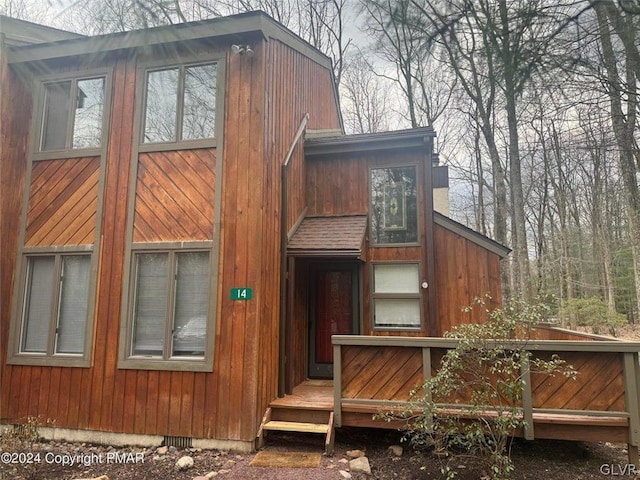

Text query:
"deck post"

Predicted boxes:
[[520, 354, 534, 440], [422, 347, 433, 430], [333, 343, 342, 427], [623, 352, 640, 467]]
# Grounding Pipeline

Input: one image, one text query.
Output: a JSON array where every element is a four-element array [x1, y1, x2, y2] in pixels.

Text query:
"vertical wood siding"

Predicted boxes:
[[0, 51, 33, 422], [434, 223, 503, 335], [1, 36, 340, 442]]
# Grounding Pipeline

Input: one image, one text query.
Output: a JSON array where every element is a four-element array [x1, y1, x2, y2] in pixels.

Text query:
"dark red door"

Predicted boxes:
[[309, 264, 358, 378]]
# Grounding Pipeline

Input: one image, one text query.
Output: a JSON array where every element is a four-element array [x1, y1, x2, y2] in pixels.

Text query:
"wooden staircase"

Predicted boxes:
[[256, 381, 336, 455]]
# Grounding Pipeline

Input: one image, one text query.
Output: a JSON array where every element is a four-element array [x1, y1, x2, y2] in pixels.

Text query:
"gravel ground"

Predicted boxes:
[[0, 427, 634, 480]]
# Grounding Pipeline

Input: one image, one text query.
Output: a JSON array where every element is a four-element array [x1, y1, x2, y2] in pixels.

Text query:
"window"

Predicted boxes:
[[19, 254, 92, 356], [128, 251, 210, 360], [143, 63, 217, 144], [370, 166, 418, 245], [372, 263, 421, 329], [40, 77, 105, 151]]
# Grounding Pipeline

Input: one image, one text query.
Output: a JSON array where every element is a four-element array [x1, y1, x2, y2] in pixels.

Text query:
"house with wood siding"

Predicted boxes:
[[2, 12, 640, 460]]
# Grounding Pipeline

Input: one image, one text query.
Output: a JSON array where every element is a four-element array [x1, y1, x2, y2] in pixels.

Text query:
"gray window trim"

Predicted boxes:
[[7, 250, 98, 367], [138, 56, 223, 150], [31, 68, 112, 160], [368, 163, 422, 248], [371, 261, 423, 332], [7, 67, 112, 368], [118, 243, 216, 372]]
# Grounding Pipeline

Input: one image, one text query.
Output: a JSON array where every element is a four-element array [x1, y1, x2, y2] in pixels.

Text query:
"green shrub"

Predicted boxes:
[[559, 297, 626, 336], [379, 297, 576, 480]]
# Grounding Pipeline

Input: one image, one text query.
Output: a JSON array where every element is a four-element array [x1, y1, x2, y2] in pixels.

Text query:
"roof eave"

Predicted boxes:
[[6, 11, 333, 70], [305, 127, 436, 157], [434, 212, 511, 258]]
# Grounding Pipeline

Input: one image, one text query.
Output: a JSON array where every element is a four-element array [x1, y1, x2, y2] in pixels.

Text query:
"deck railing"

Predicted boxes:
[[332, 334, 640, 449]]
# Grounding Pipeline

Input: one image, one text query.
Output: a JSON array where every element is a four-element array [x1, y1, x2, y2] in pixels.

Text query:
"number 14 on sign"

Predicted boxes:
[[231, 288, 252, 300]]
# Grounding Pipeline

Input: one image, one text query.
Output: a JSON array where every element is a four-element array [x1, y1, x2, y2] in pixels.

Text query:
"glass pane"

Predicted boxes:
[[374, 264, 419, 294], [370, 166, 418, 244], [72, 78, 104, 149], [374, 299, 421, 328], [56, 255, 91, 354], [172, 252, 209, 357], [41, 81, 71, 151], [143, 68, 178, 143], [22, 256, 55, 353], [132, 253, 168, 356], [182, 64, 216, 140]]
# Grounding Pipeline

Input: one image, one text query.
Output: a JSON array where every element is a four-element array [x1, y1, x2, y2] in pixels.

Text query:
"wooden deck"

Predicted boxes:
[[266, 333, 640, 464]]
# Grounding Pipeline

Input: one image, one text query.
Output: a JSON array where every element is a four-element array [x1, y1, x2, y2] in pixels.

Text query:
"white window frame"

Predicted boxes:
[[372, 262, 422, 330]]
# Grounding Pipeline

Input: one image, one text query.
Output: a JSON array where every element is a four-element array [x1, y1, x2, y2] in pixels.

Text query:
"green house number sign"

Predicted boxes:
[[231, 287, 253, 300]]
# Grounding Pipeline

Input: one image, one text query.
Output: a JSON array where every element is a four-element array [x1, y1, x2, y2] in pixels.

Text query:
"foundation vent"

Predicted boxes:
[[163, 435, 193, 449]]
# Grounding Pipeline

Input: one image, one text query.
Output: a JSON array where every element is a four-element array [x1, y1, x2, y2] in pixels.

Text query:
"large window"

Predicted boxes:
[[18, 254, 92, 357], [142, 63, 217, 144], [372, 263, 421, 329], [40, 77, 105, 151], [128, 250, 210, 361], [370, 166, 418, 245]]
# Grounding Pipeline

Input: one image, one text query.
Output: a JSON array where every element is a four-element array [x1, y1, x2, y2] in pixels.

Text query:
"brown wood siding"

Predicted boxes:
[[2, 36, 342, 442], [257, 39, 342, 426], [306, 152, 432, 336], [133, 150, 216, 242], [434, 223, 503, 336], [0, 52, 33, 421], [24, 157, 100, 246], [341, 345, 423, 401], [531, 351, 625, 411]]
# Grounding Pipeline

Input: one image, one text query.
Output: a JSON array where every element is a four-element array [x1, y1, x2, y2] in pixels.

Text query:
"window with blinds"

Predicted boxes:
[[20, 254, 91, 355], [372, 263, 422, 329], [130, 251, 210, 360]]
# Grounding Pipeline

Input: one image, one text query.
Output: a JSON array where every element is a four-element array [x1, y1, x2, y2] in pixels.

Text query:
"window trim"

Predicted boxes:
[[118, 242, 216, 372], [137, 56, 224, 152], [371, 261, 423, 331], [7, 248, 98, 367], [31, 68, 112, 161], [369, 163, 422, 248]]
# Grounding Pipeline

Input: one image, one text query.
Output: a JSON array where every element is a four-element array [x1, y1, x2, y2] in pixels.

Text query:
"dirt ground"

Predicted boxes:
[[0, 427, 635, 480]]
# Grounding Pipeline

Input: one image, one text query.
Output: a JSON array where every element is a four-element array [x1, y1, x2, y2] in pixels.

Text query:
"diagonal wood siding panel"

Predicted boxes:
[[25, 157, 100, 246], [531, 352, 626, 411], [342, 346, 423, 401], [133, 149, 216, 242]]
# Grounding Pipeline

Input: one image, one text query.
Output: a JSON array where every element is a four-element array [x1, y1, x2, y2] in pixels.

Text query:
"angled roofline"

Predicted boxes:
[[6, 10, 332, 70], [434, 211, 511, 258], [0, 15, 84, 46], [304, 127, 436, 156]]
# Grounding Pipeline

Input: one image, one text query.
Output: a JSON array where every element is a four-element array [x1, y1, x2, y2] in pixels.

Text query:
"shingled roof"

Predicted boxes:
[[287, 215, 367, 258]]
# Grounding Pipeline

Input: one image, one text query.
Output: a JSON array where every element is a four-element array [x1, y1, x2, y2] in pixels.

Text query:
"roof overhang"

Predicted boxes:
[[287, 215, 367, 259], [0, 16, 84, 46], [434, 212, 511, 258], [6, 11, 332, 69], [305, 127, 436, 157]]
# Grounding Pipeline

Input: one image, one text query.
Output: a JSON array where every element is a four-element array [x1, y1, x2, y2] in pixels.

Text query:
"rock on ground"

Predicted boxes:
[[388, 445, 403, 457], [346, 449, 365, 458], [349, 456, 372, 475], [175, 455, 195, 470]]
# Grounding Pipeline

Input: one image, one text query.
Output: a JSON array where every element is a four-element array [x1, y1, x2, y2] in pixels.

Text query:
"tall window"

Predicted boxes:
[[20, 254, 91, 355], [129, 251, 210, 359], [40, 77, 105, 151], [143, 63, 217, 144], [372, 263, 421, 329], [370, 166, 418, 245]]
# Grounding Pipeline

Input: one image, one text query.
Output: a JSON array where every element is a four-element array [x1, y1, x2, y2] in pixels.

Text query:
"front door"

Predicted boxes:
[[309, 263, 359, 378]]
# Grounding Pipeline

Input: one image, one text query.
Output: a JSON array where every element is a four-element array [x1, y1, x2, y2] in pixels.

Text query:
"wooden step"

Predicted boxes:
[[263, 420, 329, 434], [256, 408, 335, 455]]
